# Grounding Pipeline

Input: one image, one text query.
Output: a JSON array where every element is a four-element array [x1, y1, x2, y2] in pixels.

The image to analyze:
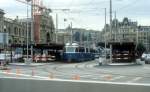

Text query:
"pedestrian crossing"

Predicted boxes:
[[0, 69, 146, 83]]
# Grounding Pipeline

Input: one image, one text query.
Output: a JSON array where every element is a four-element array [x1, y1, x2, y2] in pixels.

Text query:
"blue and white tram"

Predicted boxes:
[[62, 43, 95, 62]]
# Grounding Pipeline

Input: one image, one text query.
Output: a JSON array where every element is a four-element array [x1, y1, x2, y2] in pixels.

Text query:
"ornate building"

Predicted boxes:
[[0, 9, 55, 50], [4, 17, 27, 45], [101, 17, 150, 51], [34, 11, 55, 44], [102, 17, 138, 42], [0, 9, 26, 49], [0, 9, 5, 33], [138, 26, 150, 51]]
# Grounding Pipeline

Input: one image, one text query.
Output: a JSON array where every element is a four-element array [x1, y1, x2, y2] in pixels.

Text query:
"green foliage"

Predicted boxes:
[[136, 43, 146, 56]]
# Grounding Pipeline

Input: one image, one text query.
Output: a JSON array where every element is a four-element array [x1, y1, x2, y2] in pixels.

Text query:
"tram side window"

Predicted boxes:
[[90, 49, 93, 53], [86, 48, 89, 53], [75, 48, 79, 52], [79, 48, 85, 52], [66, 47, 75, 52]]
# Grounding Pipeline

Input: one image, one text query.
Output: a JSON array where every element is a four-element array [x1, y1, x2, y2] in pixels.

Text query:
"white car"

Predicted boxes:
[[141, 53, 147, 61], [97, 55, 106, 66], [145, 54, 150, 64], [0, 53, 11, 64], [0, 53, 23, 64]]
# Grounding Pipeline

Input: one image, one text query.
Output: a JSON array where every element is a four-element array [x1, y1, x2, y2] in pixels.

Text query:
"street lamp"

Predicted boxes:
[[26, 0, 30, 65], [104, 8, 107, 60]]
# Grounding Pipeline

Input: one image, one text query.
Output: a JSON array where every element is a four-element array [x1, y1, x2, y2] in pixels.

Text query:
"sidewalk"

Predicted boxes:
[[107, 63, 139, 66], [9, 63, 47, 66]]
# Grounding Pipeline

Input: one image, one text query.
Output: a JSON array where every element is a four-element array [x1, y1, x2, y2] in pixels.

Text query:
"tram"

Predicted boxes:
[[62, 43, 95, 62]]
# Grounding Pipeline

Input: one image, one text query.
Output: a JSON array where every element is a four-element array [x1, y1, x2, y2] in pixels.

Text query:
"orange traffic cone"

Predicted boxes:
[[73, 75, 80, 80], [105, 75, 112, 80], [16, 68, 21, 76], [5, 69, 10, 74], [49, 72, 54, 79]]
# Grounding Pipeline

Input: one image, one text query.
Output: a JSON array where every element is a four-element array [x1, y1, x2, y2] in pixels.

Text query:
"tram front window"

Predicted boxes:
[[66, 47, 75, 52]]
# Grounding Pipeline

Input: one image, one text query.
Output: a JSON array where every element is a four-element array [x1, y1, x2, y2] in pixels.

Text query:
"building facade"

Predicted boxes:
[[102, 17, 138, 42], [56, 28, 101, 48], [0, 9, 27, 50], [101, 17, 150, 51], [111, 17, 138, 42], [138, 26, 150, 51], [4, 17, 27, 45], [34, 11, 55, 44], [0, 9, 55, 50], [56, 29, 71, 44]]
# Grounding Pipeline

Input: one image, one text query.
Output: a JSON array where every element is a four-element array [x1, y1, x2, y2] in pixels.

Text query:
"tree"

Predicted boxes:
[[136, 43, 146, 57]]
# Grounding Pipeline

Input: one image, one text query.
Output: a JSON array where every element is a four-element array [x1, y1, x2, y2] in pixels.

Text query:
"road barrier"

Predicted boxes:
[[0, 78, 150, 92], [33, 54, 55, 62]]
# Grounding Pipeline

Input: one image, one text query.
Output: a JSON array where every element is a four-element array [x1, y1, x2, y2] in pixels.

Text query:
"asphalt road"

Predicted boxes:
[[0, 60, 150, 84]]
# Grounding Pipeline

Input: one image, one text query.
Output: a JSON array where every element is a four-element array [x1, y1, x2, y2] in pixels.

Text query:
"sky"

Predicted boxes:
[[0, 0, 150, 31]]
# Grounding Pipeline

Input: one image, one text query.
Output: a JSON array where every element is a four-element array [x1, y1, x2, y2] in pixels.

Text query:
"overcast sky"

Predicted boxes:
[[0, 0, 150, 30]]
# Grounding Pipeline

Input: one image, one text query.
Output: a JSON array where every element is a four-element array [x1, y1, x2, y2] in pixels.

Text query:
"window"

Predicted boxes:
[[66, 47, 75, 52], [79, 47, 85, 52]]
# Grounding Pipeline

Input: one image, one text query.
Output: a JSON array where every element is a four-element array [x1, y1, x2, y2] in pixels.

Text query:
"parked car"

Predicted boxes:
[[0, 52, 23, 64], [141, 52, 150, 64], [97, 55, 106, 66], [0, 53, 11, 65], [141, 53, 147, 61], [145, 54, 150, 64]]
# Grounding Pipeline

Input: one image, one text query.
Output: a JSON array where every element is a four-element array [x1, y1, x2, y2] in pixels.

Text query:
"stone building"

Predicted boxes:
[[4, 17, 27, 45], [56, 29, 71, 44], [0, 9, 27, 50], [33, 11, 55, 44], [56, 28, 101, 48], [0, 9, 5, 32], [101, 17, 150, 51], [112, 17, 138, 42], [0, 9, 55, 50], [102, 17, 138, 43], [138, 26, 150, 51]]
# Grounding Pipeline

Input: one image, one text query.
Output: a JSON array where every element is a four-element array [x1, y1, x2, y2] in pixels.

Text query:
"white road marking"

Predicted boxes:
[[110, 76, 125, 81], [0, 71, 50, 79], [80, 75, 93, 77], [91, 77, 100, 79], [127, 77, 142, 83], [143, 67, 150, 70], [100, 74, 110, 77], [80, 74, 107, 78]]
